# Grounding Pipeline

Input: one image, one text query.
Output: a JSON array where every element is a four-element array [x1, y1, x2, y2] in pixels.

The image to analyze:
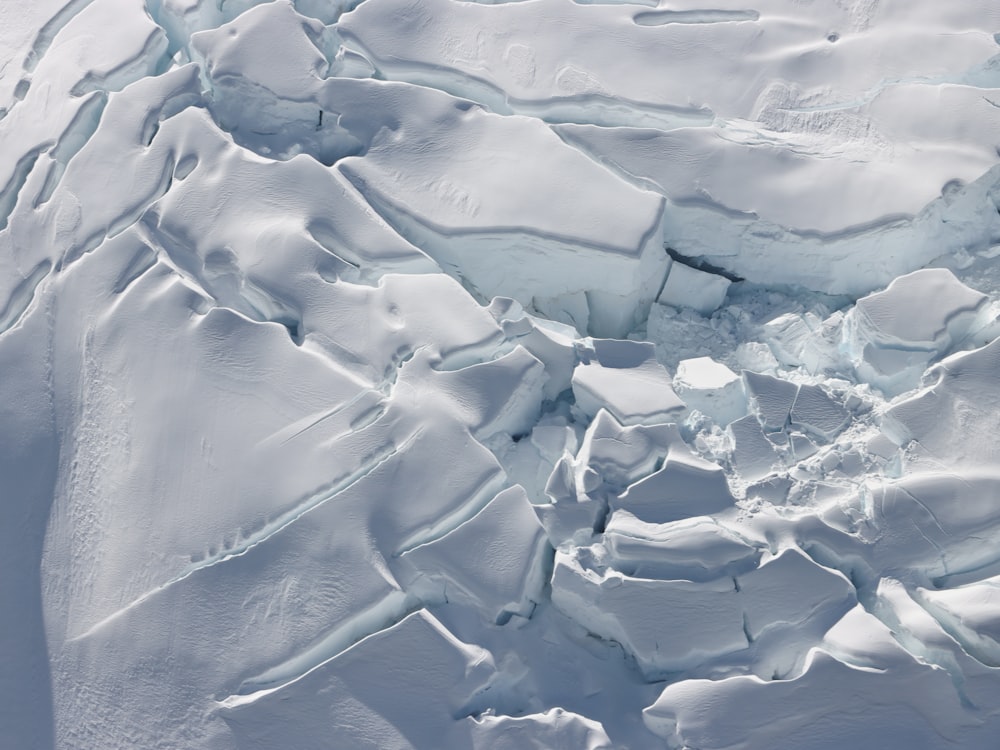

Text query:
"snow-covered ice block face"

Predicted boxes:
[[551, 545, 853, 681], [550, 547, 749, 679], [844, 268, 989, 395], [219, 610, 498, 749], [396, 485, 549, 624], [916, 577, 1000, 667], [604, 513, 759, 582], [572, 339, 684, 425], [613, 449, 735, 525], [643, 646, 967, 749], [341, 0, 1000, 296], [657, 262, 731, 315], [743, 371, 798, 432], [868, 473, 1000, 583], [673, 356, 746, 426], [468, 709, 613, 750], [191, 1, 672, 338], [882, 334, 1000, 468]]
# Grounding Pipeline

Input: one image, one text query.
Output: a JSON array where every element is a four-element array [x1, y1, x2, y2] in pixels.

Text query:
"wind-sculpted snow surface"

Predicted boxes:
[[4, 1, 1000, 748]]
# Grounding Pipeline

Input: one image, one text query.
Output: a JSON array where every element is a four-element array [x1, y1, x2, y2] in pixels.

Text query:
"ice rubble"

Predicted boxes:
[[5, 1, 1000, 749]]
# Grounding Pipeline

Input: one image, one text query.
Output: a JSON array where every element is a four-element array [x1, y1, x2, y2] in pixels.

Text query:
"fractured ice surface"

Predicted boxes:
[[5, 0, 1000, 748]]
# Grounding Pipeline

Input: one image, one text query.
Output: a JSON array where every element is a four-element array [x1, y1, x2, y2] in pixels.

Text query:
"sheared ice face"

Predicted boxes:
[[2, 0, 1000, 748]]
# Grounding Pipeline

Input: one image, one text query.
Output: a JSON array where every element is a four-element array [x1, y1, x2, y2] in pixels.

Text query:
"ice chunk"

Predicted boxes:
[[657, 262, 731, 315], [613, 448, 735, 525], [789, 384, 849, 443], [643, 648, 969, 749], [397, 486, 548, 623], [468, 709, 613, 750], [761, 311, 844, 373], [728, 414, 781, 483], [738, 548, 855, 646], [843, 269, 989, 394], [673, 356, 746, 426], [551, 548, 748, 678], [917, 577, 1000, 667], [743, 371, 798, 432], [576, 409, 679, 492], [572, 339, 684, 425], [220, 611, 496, 749], [604, 513, 759, 581]]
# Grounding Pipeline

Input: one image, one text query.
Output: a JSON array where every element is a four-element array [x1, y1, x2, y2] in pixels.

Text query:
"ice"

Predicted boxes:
[[397, 485, 548, 623], [7, 0, 1000, 747], [843, 268, 990, 394], [789, 384, 850, 443], [673, 356, 746, 426], [469, 709, 613, 750], [571, 339, 684, 425], [613, 448, 735, 525], [657, 262, 731, 315], [550, 546, 749, 679], [219, 610, 498, 749], [604, 513, 759, 582]]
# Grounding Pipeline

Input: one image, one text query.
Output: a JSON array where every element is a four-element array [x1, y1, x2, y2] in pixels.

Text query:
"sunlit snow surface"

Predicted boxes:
[[3, 0, 1000, 748]]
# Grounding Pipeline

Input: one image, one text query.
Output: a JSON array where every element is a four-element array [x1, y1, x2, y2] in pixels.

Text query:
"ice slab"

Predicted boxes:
[[553, 544, 854, 680], [468, 709, 613, 750], [644, 647, 973, 749], [657, 262, 731, 315], [397, 485, 549, 623], [844, 269, 989, 394], [604, 513, 759, 582], [613, 449, 735, 525], [551, 547, 749, 679], [673, 356, 746, 426], [883, 334, 1000, 470], [219, 610, 497, 749], [572, 339, 684, 425]]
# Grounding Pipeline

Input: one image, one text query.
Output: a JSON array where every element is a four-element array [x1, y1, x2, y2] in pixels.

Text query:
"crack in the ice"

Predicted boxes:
[[68, 429, 422, 643]]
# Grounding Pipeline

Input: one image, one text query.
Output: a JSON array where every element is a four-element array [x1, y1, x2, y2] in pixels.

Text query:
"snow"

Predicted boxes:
[[5, 0, 1000, 748]]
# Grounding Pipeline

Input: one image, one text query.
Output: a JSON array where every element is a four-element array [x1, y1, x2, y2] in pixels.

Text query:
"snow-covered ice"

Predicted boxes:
[[5, 0, 1000, 748]]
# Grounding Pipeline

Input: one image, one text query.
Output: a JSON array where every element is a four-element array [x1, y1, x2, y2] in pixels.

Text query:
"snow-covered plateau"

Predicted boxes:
[[4, 0, 1000, 748]]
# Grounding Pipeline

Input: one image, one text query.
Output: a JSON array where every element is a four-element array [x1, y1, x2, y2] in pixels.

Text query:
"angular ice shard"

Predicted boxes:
[[743, 371, 798, 432], [657, 262, 731, 315], [789, 384, 850, 443]]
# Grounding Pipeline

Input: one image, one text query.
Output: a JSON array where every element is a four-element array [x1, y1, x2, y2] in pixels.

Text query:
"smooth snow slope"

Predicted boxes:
[[3, 1, 1000, 749]]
